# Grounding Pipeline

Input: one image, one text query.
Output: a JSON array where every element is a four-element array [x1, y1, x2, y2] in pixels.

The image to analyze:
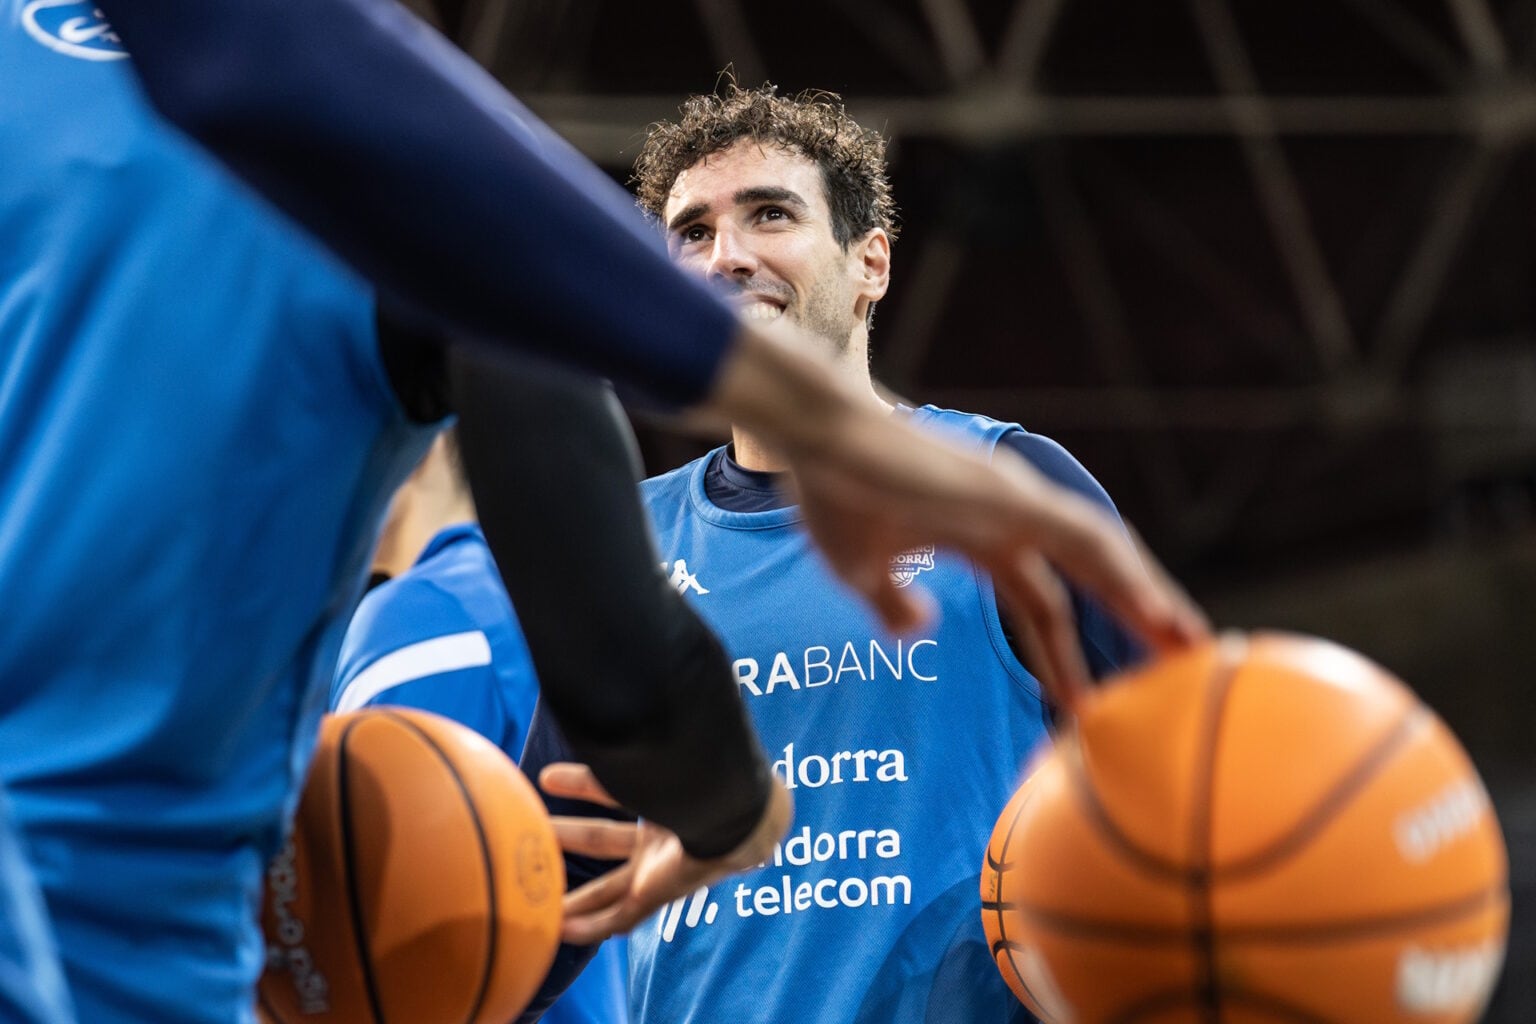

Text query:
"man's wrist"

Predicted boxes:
[[675, 764, 778, 860]]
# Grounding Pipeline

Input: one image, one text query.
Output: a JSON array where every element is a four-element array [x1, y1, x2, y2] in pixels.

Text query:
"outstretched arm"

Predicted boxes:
[[98, 0, 735, 407], [102, 0, 1206, 726]]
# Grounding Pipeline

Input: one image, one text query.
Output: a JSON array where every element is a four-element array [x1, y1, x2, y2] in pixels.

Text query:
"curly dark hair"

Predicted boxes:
[[633, 83, 899, 250]]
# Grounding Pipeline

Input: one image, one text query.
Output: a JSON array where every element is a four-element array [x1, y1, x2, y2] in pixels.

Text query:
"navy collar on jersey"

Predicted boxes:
[[704, 405, 916, 516], [705, 445, 791, 514]]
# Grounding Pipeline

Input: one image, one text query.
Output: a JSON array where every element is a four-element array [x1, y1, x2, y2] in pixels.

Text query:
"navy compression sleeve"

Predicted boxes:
[[447, 344, 773, 858], [97, 0, 735, 407]]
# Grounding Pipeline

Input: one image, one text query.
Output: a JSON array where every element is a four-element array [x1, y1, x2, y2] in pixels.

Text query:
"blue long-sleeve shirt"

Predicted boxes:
[[94, 0, 736, 408]]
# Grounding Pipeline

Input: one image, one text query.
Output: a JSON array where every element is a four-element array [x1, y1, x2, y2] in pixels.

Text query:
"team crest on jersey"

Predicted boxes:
[[888, 545, 935, 588], [22, 1, 128, 61]]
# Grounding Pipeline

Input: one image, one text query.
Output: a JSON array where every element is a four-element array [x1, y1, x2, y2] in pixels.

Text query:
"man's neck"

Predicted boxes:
[[728, 430, 790, 473], [731, 372, 892, 472], [371, 492, 478, 578]]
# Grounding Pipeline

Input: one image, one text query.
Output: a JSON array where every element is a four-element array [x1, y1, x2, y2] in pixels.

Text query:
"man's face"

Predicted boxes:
[[662, 141, 886, 354]]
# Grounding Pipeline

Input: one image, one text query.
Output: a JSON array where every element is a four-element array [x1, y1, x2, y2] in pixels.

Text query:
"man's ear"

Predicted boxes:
[[854, 228, 892, 304]]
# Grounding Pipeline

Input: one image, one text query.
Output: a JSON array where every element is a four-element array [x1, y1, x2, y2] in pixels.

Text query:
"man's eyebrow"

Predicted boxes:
[[735, 186, 808, 211], [666, 203, 709, 233], [667, 188, 811, 233]]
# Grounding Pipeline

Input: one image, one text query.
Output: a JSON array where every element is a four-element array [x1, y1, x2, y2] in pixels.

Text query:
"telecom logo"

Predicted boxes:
[[22, 2, 128, 61], [656, 886, 718, 942], [888, 545, 935, 588]]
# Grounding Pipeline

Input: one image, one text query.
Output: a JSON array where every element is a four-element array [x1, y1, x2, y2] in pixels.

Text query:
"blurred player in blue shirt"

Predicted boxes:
[[1, 5, 780, 1019], [331, 431, 629, 1024]]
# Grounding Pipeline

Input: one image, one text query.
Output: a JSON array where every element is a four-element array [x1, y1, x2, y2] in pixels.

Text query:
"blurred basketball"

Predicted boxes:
[[258, 708, 563, 1023], [982, 632, 1508, 1023]]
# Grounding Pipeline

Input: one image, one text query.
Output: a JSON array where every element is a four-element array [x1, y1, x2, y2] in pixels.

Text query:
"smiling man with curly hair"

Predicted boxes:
[[617, 83, 1145, 1024]]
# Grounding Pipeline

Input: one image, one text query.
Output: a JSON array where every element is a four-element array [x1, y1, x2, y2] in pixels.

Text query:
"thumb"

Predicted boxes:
[[539, 763, 621, 809]]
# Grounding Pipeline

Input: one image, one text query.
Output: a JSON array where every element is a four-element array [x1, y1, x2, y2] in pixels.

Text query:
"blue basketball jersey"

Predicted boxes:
[[332, 523, 541, 757], [1, 5, 433, 1021], [632, 407, 1080, 1024], [331, 523, 632, 1024]]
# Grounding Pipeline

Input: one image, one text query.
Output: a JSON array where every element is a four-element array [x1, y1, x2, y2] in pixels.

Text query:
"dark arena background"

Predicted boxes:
[[465, 0, 1532, 1014]]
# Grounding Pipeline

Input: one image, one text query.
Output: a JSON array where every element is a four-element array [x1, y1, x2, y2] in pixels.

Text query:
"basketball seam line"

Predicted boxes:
[[1059, 683, 1442, 886], [1190, 637, 1245, 1019], [1003, 884, 1504, 944], [989, 785, 1053, 1020], [1210, 705, 1429, 880], [380, 710, 499, 1024], [338, 717, 389, 1024], [1065, 731, 1193, 881]]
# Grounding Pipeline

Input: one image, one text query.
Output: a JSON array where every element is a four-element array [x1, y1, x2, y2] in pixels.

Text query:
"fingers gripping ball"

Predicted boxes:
[[982, 633, 1508, 1024], [259, 708, 564, 1023]]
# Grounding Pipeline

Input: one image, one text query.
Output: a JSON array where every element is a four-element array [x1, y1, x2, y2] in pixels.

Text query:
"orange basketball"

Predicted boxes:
[[982, 632, 1508, 1023], [258, 708, 564, 1023]]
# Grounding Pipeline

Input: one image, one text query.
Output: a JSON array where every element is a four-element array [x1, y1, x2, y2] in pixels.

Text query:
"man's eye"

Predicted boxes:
[[760, 207, 787, 222], [681, 226, 709, 243]]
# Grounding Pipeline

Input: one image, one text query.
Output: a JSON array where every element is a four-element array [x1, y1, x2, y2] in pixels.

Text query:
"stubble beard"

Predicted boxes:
[[791, 281, 860, 357]]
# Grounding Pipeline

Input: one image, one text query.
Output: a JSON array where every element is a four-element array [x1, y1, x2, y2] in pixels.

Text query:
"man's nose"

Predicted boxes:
[[706, 225, 758, 282]]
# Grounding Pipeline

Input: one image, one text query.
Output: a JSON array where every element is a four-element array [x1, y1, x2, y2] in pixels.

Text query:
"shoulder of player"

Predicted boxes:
[[341, 569, 483, 671], [639, 451, 712, 505], [996, 429, 1119, 514], [911, 403, 1020, 437], [914, 404, 1121, 517]]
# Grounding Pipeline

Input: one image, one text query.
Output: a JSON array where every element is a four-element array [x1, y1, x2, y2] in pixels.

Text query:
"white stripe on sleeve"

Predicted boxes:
[[333, 630, 493, 713]]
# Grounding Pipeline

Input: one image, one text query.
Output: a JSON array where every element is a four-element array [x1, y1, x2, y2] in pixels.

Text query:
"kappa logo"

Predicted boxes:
[[22, 1, 128, 61], [888, 545, 936, 588], [663, 558, 709, 596], [656, 886, 718, 942]]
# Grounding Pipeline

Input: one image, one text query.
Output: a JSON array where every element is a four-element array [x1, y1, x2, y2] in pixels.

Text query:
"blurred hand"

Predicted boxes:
[[708, 323, 1211, 710], [541, 763, 792, 945]]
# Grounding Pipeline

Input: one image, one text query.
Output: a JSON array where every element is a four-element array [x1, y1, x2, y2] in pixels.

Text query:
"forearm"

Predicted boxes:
[[698, 324, 865, 453], [448, 344, 772, 856], [98, 0, 735, 407]]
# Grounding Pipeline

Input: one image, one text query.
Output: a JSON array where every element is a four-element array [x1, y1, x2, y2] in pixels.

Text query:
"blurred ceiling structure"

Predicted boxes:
[[465, 0, 1536, 585]]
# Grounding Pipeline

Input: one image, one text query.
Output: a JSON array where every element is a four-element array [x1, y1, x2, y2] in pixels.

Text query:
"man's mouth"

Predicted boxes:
[[738, 297, 785, 322]]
